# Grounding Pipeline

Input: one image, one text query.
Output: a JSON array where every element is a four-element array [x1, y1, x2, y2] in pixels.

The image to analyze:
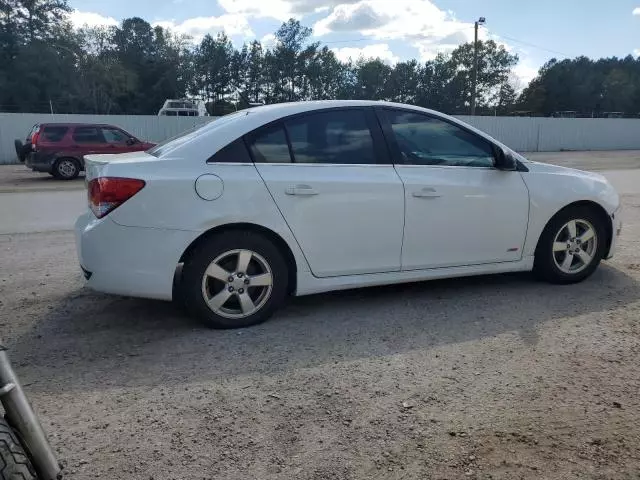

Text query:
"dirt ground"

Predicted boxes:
[[1, 153, 640, 479]]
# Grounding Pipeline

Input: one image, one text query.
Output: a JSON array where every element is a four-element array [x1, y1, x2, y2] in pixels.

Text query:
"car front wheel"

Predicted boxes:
[[534, 206, 607, 284], [181, 231, 289, 328]]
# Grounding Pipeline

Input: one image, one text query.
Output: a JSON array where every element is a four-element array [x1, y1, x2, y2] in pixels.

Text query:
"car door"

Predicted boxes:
[[377, 108, 530, 271], [71, 126, 109, 156], [249, 107, 405, 278], [101, 127, 134, 153]]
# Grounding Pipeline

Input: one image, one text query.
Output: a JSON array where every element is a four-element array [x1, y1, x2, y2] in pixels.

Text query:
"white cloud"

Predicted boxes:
[[261, 33, 278, 49], [217, 0, 293, 20], [153, 15, 254, 42], [218, 0, 359, 20], [633, 7, 640, 15], [69, 10, 118, 28], [634, 48, 640, 57], [314, 0, 480, 62], [512, 63, 539, 89], [333, 43, 399, 64]]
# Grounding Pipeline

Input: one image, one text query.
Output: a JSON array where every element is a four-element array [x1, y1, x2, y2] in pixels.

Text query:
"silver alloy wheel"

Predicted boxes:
[[201, 249, 273, 319], [57, 159, 77, 178], [552, 219, 598, 274]]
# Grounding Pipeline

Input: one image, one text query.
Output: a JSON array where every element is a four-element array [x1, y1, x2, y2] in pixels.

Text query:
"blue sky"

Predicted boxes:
[[68, 0, 640, 86]]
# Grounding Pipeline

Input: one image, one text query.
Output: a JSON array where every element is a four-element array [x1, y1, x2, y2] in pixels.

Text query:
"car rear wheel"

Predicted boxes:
[[181, 231, 289, 328], [53, 158, 80, 180], [534, 206, 607, 284]]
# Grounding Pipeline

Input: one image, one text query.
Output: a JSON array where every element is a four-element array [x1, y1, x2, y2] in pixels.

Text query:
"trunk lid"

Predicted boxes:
[[84, 152, 157, 183]]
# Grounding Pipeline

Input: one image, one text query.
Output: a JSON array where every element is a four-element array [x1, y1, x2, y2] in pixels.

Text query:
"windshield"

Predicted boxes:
[[147, 111, 249, 157]]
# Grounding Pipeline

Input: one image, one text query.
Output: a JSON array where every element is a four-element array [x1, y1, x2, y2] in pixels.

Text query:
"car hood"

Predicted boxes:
[[525, 160, 608, 183]]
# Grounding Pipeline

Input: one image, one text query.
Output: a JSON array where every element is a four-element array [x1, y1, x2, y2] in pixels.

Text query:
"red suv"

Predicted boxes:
[[16, 123, 156, 180]]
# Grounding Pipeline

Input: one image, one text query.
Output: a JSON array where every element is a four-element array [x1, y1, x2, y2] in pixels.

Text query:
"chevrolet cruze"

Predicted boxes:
[[75, 101, 622, 328]]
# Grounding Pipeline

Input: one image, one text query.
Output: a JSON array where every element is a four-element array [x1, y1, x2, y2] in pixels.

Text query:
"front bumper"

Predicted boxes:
[[75, 213, 199, 301], [605, 207, 622, 260]]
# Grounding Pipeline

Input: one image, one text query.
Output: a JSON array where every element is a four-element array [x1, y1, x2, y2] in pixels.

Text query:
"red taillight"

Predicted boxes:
[[88, 177, 145, 219], [31, 130, 40, 151]]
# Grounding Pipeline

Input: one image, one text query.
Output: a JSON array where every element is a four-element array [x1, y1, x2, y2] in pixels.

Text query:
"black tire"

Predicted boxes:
[[181, 231, 289, 329], [0, 418, 36, 480], [52, 158, 80, 180], [534, 205, 607, 284]]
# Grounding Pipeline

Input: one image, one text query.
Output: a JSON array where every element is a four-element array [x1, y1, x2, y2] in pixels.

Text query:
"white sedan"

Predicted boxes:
[[75, 101, 622, 328]]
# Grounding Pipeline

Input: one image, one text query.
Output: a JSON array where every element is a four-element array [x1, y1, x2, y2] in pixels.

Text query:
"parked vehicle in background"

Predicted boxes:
[[16, 123, 155, 180], [75, 100, 622, 329], [158, 98, 208, 117]]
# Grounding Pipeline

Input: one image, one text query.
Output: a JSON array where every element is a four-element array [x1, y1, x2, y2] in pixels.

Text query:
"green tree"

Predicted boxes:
[[193, 33, 234, 113], [353, 58, 392, 100], [271, 19, 314, 101]]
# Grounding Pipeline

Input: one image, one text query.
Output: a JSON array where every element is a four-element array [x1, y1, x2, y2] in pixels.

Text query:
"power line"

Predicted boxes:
[[313, 26, 575, 59]]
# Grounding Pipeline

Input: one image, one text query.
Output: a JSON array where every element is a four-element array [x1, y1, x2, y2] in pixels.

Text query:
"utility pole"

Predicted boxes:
[[471, 17, 486, 116]]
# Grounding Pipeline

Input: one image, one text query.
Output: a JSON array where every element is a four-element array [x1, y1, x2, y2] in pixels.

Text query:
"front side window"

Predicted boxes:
[[102, 128, 129, 144], [384, 110, 495, 167], [285, 109, 376, 164], [248, 125, 291, 163], [72, 127, 104, 144]]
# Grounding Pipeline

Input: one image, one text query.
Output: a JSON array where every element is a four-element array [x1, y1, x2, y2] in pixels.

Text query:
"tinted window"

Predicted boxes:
[[248, 125, 291, 163], [73, 127, 104, 144], [102, 128, 129, 144], [285, 110, 376, 164], [41, 126, 68, 143], [207, 139, 252, 163], [384, 110, 495, 167]]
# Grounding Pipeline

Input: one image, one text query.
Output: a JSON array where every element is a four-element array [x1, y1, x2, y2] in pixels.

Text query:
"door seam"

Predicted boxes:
[[252, 163, 316, 277], [393, 164, 407, 271]]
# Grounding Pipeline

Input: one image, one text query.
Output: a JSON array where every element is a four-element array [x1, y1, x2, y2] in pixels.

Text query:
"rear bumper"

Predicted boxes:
[[25, 152, 54, 172], [75, 213, 198, 301]]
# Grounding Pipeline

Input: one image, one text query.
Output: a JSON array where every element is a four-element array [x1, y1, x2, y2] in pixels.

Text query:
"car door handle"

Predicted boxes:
[[285, 185, 319, 196], [413, 188, 441, 198]]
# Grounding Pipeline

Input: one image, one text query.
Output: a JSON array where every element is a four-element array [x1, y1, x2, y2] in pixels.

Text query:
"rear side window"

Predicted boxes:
[[41, 126, 68, 143], [73, 127, 104, 144], [285, 109, 377, 164], [247, 125, 291, 163], [207, 139, 252, 163]]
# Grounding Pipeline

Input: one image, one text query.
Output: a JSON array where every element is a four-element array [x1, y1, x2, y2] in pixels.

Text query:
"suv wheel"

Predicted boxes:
[[53, 158, 80, 180], [181, 231, 289, 328]]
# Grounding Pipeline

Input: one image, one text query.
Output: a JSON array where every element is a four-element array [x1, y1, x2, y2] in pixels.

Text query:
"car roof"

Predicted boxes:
[[38, 123, 121, 128], [240, 100, 440, 118]]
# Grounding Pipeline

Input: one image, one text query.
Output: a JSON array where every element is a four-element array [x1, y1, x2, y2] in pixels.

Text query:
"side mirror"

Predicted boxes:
[[126, 137, 137, 146], [494, 147, 517, 171]]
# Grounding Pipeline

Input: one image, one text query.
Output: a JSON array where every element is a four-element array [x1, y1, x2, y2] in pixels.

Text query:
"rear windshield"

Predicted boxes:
[[147, 111, 249, 157], [41, 126, 68, 143]]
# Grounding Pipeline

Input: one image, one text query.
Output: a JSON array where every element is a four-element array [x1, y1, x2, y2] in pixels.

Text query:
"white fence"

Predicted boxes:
[[2, 112, 640, 164]]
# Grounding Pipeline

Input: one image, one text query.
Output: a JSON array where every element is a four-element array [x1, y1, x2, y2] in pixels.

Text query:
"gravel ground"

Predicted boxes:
[[1, 155, 640, 479]]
